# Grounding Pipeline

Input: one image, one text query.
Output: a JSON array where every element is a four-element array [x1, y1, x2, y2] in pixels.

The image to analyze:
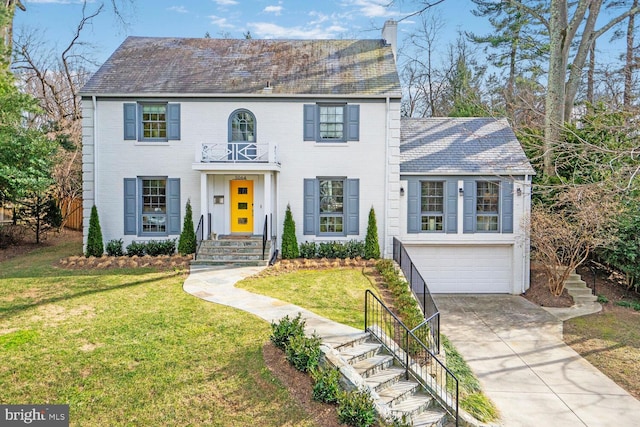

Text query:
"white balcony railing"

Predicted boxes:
[[198, 142, 278, 164]]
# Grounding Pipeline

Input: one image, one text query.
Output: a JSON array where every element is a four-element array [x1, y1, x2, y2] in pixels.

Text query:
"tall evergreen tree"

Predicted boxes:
[[85, 205, 103, 257], [364, 207, 380, 259], [281, 204, 299, 259], [178, 199, 197, 255]]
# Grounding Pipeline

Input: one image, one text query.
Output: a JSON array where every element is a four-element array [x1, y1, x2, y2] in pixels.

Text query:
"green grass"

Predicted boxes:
[[238, 262, 499, 423], [237, 268, 377, 328], [0, 241, 316, 426]]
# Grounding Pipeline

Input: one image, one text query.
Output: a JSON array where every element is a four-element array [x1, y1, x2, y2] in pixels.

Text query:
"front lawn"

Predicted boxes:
[[237, 267, 377, 328], [0, 237, 316, 426]]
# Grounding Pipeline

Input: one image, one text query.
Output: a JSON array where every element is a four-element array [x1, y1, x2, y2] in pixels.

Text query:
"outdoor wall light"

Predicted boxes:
[[458, 187, 464, 196], [400, 187, 405, 196], [517, 188, 522, 196]]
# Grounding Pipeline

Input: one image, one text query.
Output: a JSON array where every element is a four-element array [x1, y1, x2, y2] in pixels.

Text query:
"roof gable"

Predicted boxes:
[[400, 117, 535, 175], [81, 37, 401, 97]]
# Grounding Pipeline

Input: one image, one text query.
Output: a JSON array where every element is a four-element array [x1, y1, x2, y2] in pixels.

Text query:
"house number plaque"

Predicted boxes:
[[235, 175, 246, 180]]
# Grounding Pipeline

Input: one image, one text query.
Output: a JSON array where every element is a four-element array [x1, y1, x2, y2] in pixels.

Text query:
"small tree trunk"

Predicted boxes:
[[624, 0, 638, 109]]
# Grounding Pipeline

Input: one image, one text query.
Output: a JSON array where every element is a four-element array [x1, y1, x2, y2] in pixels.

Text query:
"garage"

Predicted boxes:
[[404, 245, 513, 294]]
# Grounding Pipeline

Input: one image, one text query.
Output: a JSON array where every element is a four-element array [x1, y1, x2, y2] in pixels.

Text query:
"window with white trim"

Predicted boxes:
[[230, 110, 256, 142], [476, 181, 499, 231], [141, 179, 167, 233], [319, 105, 344, 140], [421, 181, 444, 231], [319, 179, 344, 233], [141, 104, 167, 140]]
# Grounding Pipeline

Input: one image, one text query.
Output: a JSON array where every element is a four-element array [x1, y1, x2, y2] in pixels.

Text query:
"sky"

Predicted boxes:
[[12, 0, 488, 68], [12, 0, 630, 73]]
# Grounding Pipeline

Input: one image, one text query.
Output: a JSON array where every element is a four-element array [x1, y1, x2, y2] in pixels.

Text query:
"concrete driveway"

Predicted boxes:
[[433, 295, 640, 427]]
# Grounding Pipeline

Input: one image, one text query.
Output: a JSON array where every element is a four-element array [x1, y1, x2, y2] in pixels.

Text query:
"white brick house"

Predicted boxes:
[[81, 22, 534, 294]]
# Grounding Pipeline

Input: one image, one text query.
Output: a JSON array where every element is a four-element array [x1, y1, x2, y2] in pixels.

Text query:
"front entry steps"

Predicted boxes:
[[564, 271, 598, 304], [334, 334, 450, 427], [191, 235, 271, 267]]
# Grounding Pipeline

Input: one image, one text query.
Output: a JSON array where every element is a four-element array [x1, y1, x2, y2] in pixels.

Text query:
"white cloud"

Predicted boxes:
[[208, 15, 235, 29], [249, 22, 347, 39], [167, 6, 188, 14], [343, 0, 399, 19], [213, 0, 238, 5], [263, 5, 283, 16]]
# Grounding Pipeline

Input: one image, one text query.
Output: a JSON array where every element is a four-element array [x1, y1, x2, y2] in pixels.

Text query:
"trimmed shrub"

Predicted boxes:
[[126, 241, 146, 257], [85, 205, 104, 258], [285, 333, 321, 372], [299, 241, 318, 259], [106, 239, 124, 257], [270, 313, 305, 350], [281, 204, 299, 259], [178, 199, 197, 255], [337, 389, 377, 427], [364, 207, 380, 259], [344, 240, 365, 258], [311, 367, 341, 404]]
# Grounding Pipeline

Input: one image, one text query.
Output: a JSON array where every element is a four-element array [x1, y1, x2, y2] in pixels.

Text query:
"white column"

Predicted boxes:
[[200, 173, 208, 237], [263, 173, 272, 237]]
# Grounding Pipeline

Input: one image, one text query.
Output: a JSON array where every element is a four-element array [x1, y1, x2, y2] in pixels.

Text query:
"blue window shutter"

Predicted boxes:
[[167, 178, 181, 234], [167, 104, 181, 140], [407, 180, 420, 233], [303, 105, 316, 141], [303, 179, 317, 235], [463, 179, 475, 233], [446, 180, 458, 233], [123, 178, 137, 235], [346, 178, 359, 235], [346, 105, 360, 141], [123, 103, 137, 140], [501, 180, 514, 233]]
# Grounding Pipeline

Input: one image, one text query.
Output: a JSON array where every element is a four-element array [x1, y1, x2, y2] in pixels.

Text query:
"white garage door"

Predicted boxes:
[[405, 245, 513, 293]]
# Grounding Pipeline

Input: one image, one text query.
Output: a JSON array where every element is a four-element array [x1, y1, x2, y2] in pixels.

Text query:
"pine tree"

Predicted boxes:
[[85, 205, 103, 257], [364, 207, 380, 259], [281, 204, 299, 259], [178, 199, 197, 255]]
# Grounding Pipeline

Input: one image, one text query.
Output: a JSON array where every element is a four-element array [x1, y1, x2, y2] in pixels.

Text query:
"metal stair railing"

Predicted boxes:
[[365, 290, 459, 426], [393, 237, 440, 354]]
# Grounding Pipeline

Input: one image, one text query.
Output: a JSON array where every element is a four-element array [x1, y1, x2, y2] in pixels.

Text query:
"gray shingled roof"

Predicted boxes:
[[401, 117, 535, 175], [81, 36, 401, 96]]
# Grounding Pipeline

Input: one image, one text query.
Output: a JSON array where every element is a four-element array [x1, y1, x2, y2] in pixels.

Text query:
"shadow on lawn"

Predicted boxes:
[[0, 271, 183, 320]]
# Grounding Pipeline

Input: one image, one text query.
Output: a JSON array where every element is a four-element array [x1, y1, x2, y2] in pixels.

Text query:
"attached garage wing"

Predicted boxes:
[[405, 245, 513, 294]]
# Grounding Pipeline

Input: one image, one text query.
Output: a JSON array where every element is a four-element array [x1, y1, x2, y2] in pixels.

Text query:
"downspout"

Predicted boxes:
[[521, 174, 530, 294], [384, 96, 390, 258], [92, 96, 98, 206]]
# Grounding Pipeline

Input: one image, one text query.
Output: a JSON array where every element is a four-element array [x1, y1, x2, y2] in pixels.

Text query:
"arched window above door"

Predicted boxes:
[[228, 109, 256, 142]]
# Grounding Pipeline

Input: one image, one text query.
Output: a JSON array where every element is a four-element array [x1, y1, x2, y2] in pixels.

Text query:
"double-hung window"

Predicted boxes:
[[319, 105, 344, 140], [141, 104, 167, 139], [303, 103, 360, 142], [303, 177, 359, 236], [476, 181, 499, 231], [141, 179, 167, 233], [124, 177, 181, 236], [123, 102, 181, 141], [319, 179, 344, 233], [421, 181, 444, 231]]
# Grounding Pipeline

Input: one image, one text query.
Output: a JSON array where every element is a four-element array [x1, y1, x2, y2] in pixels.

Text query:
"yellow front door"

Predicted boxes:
[[230, 180, 253, 233]]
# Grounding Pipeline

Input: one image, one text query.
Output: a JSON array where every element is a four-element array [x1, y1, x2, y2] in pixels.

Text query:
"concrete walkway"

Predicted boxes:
[[434, 294, 640, 427], [183, 267, 640, 426], [183, 265, 366, 348]]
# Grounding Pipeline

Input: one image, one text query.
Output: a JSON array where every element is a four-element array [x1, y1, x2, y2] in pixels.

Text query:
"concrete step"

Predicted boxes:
[[378, 379, 422, 405], [338, 342, 383, 364], [389, 392, 435, 418], [573, 294, 598, 303], [190, 259, 269, 267], [412, 408, 450, 427], [351, 354, 395, 378], [365, 366, 406, 391]]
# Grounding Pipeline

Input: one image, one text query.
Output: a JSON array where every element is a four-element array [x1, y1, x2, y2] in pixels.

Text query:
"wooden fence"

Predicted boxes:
[[60, 198, 83, 231]]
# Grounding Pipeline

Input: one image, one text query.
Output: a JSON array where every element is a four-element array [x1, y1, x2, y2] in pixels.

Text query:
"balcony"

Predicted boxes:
[[193, 142, 280, 172]]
